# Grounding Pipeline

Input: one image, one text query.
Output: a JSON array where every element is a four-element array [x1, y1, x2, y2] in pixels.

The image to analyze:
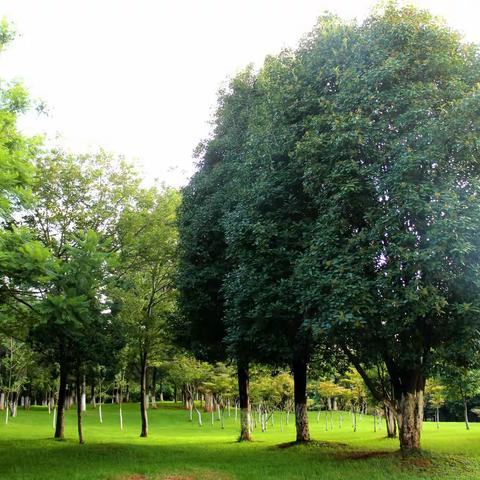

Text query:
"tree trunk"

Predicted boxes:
[[12, 392, 18, 417], [293, 357, 310, 442], [76, 371, 84, 444], [119, 388, 124, 431], [81, 375, 86, 412], [384, 404, 397, 438], [204, 393, 213, 413], [395, 373, 424, 451], [55, 363, 67, 439], [139, 353, 148, 437], [151, 367, 157, 408], [91, 383, 96, 408], [464, 398, 470, 430], [237, 362, 251, 441]]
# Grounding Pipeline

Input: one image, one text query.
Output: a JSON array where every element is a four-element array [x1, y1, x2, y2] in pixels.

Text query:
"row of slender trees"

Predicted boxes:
[[0, 17, 181, 443], [176, 3, 480, 451]]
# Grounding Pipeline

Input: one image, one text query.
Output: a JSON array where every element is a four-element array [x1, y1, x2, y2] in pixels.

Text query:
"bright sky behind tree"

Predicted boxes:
[[0, 0, 478, 186]]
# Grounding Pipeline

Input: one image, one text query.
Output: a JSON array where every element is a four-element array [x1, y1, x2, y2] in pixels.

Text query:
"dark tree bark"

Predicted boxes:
[[237, 362, 251, 441], [293, 357, 310, 442], [76, 371, 84, 444], [54, 362, 67, 439], [139, 352, 148, 437]]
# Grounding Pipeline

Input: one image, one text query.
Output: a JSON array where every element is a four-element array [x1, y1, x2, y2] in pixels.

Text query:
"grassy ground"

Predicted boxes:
[[0, 402, 478, 479]]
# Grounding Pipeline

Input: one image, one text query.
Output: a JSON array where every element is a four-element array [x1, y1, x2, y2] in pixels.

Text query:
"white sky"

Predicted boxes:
[[0, 0, 479, 187]]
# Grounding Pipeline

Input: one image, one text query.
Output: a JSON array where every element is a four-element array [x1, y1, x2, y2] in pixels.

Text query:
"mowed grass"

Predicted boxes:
[[0, 402, 479, 479]]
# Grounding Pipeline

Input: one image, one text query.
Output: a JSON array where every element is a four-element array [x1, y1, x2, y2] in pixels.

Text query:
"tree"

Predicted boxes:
[[442, 368, 480, 430], [219, 54, 322, 443], [0, 18, 46, 333], [0, 18, 37, 219], [114, 186, 179, 437], [340, 370, 368, 432], [176, 70, 258, 441], [30, 230, 116, 443], [22, 151, 139, 440], [0, 336, 35, 422], [296, 4, 480, 450], [425, 378, 445, 429]]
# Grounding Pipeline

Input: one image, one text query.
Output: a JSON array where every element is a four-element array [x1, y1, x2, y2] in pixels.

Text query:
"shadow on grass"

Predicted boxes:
[[0, 437, 474, 480]]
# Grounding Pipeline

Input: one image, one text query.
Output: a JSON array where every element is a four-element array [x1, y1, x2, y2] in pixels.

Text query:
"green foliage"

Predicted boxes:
[[442, 368, 480, 404], [30, 230, 114, 369], [426, 378, 446, 410], [0, 20, 40, 217], [27, 150, 141, 257], [251, 370, 294, 410], [114, 186, 180, 368], [294, 4, 480, 396]]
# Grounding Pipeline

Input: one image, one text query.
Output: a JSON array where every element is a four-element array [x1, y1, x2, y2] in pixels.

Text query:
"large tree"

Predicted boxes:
[[296, 5, 480, 450], [176, 69, 258, 441], [221, 57, 317, 443]]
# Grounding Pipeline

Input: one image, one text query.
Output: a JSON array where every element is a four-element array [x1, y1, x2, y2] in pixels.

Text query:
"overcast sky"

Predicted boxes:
[[1, 0, 479, 186]]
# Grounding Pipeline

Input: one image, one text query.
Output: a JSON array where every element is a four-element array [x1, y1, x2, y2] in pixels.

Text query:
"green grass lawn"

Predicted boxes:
[[0, 402, 478, 479]]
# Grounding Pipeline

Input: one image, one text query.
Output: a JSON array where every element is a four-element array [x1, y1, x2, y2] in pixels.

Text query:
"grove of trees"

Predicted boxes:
[[177, 4, 480, 451], [1, 2, 480, 456]]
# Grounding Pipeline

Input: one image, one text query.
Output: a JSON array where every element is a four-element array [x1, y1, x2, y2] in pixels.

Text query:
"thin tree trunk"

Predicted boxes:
[[159, 383, 164, 402], [139, 353, 148, 437], [151, 367, 157, 408], [384, 404, 397, 438], [464, 398, 470, 430], [76, 371, 84, 444], [119, 399, 124, 430], [237, 362, 251, 441], [293, 357, 310, 442], [91, 383, 96, 409], [81, 375, 86, 412], [55, 363, 67, 439]]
